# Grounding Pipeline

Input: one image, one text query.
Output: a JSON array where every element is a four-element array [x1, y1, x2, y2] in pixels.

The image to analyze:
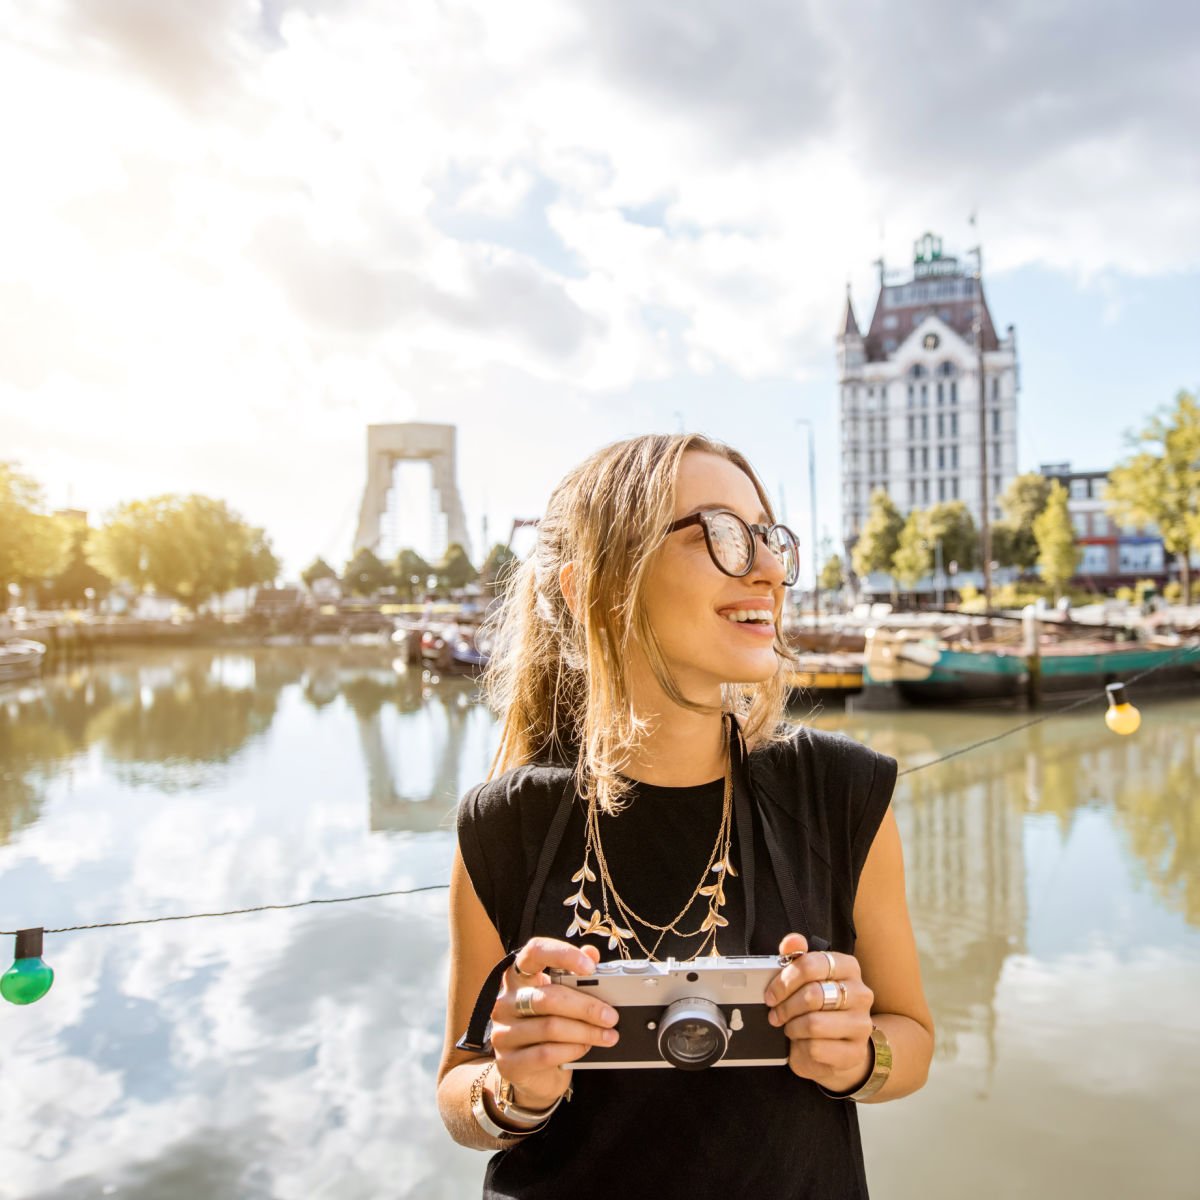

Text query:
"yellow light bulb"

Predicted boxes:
[[1104, 683, 1141, 736]]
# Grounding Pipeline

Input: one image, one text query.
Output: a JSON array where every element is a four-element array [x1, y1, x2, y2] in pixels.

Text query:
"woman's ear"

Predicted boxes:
[[559, 561, 580, 622]]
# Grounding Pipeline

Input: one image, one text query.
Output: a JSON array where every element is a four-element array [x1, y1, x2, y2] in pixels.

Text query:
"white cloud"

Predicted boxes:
[[0, 0, 1195, 570]]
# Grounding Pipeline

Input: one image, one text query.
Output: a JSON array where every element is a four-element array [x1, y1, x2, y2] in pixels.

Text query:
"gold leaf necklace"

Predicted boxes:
[[563, 738, 736, 961]]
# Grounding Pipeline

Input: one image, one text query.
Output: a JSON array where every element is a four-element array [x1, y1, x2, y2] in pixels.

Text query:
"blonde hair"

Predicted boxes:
[[482, 433, 796, 813]]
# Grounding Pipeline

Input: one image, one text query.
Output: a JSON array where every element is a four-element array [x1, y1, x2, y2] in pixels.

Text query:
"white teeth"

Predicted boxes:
[[723, 609, 774, 624]]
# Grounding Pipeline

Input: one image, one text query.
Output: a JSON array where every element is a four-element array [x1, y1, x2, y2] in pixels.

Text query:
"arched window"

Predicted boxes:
[[936, 361, 957, 378], [908, 363, 928, 380]]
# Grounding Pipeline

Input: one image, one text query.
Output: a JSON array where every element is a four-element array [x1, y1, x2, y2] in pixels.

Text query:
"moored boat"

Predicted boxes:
[[864, 625, 1200, 704], [0, 639, 47, 683]]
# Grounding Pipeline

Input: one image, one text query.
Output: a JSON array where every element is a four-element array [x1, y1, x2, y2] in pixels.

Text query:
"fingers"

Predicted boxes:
[[764, 945, 862, 1008], [778, 932, 808, 960], [512, 936, 598, 981], [494, 982, 620, 1037], [788, 1029, 874, 1077], [767, 978, 874, 1028], [496, 1040, 598, 1074], [496, 1011, 620, 1053]]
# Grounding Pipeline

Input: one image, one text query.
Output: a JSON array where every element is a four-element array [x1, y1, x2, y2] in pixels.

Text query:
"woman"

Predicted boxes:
[[437, 434, 933, 1198]]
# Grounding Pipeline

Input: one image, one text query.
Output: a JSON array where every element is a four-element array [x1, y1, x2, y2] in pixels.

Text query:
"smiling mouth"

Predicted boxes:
[[721, 608, 775, 626]]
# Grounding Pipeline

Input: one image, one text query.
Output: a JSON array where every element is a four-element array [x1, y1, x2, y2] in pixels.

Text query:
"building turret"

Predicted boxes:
[[836, 285, 864, 378]]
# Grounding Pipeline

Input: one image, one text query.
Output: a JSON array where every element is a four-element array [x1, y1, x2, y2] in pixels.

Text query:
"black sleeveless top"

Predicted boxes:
[[456, 726, 897, 1200]]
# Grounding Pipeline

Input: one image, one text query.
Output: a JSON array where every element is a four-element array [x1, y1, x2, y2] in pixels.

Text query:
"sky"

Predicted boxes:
[[1, 0, 1197, 580]]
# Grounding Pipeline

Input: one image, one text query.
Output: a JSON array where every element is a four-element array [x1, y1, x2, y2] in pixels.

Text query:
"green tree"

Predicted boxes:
[[892, 511, 932, 591], [437, 542, 478, 592], [480, 542, 519, 593], [301, 557, 338, 589], [1033, 481, 1081, 600], [0, 464, 72, 599], [343, 547, 391, 597], [851, 490, 904, 598], [392, 548, 433, 599], [992, 473, 1053, 570], [818, 553, 844, 594], [233, 527, 280, 591], [1106, 390, 1200, 604], [87, 494, 276, 612], [925, 500, 979, 573]]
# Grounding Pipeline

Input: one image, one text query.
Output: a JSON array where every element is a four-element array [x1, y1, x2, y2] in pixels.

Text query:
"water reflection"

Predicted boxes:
[[1, 649, 495, 842], [0, 653, 1197, 1199]]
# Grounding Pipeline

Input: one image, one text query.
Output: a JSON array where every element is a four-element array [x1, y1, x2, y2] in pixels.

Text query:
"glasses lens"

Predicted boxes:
[[768, 525, 800, 586], [705, 512, 753, 576]]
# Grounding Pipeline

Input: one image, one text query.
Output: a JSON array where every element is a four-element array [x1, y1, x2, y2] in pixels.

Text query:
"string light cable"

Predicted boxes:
[[2, 640, 1198, 1002]]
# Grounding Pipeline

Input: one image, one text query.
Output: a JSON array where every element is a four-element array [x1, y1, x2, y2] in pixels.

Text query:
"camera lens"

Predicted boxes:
[[656, 999, 729, 1070]]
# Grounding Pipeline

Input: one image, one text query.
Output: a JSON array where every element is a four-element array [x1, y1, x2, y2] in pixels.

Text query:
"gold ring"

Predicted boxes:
[[822, 951, 836, 981], [820, 981, 841, 1011], [513, 961, 534, 979], [514, 986, 539, 1018]]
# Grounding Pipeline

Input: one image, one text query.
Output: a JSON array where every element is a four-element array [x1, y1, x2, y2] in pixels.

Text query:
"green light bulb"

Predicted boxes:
[[1, 928, 54, 1005]]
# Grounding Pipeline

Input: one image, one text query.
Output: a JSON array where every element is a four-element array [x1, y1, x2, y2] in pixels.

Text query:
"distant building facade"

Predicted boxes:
[[1037, 462, 1166, 590], [838, 233, 1019, 553]]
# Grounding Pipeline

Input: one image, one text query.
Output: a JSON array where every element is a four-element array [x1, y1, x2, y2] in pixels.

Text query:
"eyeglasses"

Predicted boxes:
[[665, 509, 800, 587]]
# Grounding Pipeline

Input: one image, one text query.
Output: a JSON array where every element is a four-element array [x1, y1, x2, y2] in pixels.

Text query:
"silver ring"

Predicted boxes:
[[820, 981, 841, 1011], [514, 986, 539, 1018], [836, 980, 848, 1011], [821, 951, 836, 981]]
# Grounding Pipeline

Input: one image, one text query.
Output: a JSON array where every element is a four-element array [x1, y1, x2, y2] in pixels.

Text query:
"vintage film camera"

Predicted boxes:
[[547, 955, 790, 1071]]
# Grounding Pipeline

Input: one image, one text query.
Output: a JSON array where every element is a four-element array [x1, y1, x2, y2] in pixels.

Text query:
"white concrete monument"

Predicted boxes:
[[353, 423, 470, 559]]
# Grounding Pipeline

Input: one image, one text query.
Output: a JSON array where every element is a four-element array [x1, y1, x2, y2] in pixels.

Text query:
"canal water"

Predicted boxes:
[[1, 647, 1197, 1199]]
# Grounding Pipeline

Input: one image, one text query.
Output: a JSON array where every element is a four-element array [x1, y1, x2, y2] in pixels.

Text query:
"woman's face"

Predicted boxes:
[[638, 449, 787, 704]]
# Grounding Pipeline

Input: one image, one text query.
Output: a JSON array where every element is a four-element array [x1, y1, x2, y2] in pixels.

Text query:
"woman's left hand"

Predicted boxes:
[[764, 932, 875, 1094]]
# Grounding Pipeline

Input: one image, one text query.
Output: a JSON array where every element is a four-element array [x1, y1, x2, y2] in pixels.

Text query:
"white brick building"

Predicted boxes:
[[838, 233, 1019, 553]]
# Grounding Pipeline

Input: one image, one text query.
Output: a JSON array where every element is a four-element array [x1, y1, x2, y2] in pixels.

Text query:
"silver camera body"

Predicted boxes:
[[547, 954, 789, 1071]]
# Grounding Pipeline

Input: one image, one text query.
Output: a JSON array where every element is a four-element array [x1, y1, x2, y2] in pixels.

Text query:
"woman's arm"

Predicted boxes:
[[437, 847, 618, 1148], [764, 807, 934, 1101], [848, 805, 935, 1101]]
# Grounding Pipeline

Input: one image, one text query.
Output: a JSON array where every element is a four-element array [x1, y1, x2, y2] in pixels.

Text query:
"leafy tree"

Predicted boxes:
[[1033, 481, 1081, 600], [1106, 390, 1200, 604], [992, 473, 1053, 570], [480, 542, 519, 593], [437, 542, 478, 592], [925, 501, 979, 573], [851, 490, 903, 598], [301, 557, 338, 589], [0, 464, 72, 598], [233, 527, 280, 591], [392, 548, 433, 599], [818, 553, 844, 593], [87, 494, 277, 611], [343, 547, 391, 597], [892, 511, 932, 591]]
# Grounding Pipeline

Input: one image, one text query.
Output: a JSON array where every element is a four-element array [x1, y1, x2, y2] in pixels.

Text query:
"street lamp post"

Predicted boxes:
[[971, 245, 994, 611], [795, 419, 820, 627]]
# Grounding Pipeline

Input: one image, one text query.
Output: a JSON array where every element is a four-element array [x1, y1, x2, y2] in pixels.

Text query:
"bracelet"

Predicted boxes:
[[494, 1073, 572, 1127], [818, 1025, 893, 1103], [469, 1064, 568, 1141]]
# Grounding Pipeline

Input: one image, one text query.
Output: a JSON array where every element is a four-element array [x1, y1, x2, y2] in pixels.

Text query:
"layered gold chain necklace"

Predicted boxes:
[[563, 741, 736, 962]]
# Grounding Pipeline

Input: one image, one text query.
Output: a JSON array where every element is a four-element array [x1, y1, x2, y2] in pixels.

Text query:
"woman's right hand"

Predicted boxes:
[[488, 937, 621, 1110]]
